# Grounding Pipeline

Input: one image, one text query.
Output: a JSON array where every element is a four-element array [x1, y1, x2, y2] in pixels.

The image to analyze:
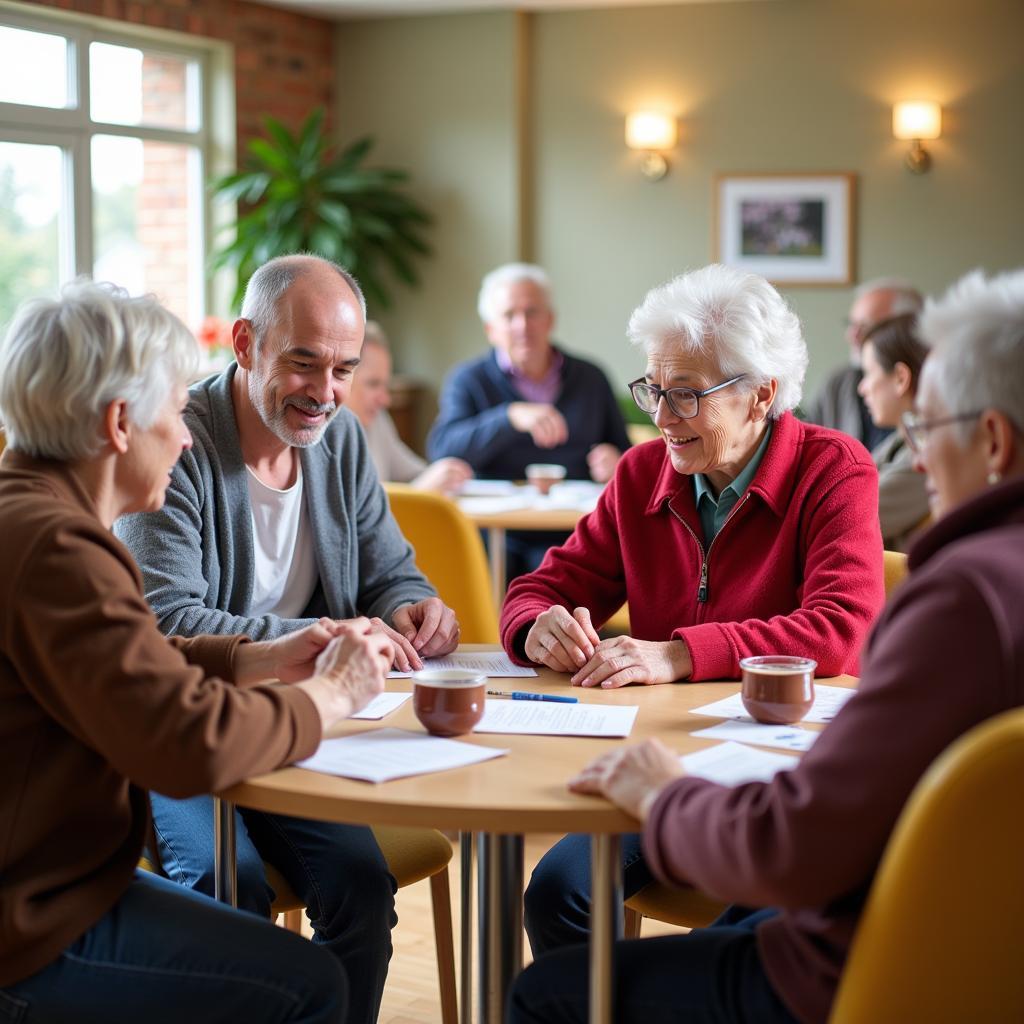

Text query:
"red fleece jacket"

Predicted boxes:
[[500, 413, 884, 680]]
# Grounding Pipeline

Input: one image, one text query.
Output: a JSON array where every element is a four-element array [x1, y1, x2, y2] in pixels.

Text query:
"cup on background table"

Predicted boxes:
[[739, 656, 817, 724], [412, 670, 487, 736], [525, 462, 567, 495]]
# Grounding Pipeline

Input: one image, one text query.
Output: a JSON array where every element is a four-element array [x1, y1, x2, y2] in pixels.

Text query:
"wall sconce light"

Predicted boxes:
[[625, 111, 678, 181], [892, 101, 942, 174]]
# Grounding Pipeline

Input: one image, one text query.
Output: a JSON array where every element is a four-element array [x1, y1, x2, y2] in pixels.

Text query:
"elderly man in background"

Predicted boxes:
[[348, 320, 473, 493], [428, 262, 631, 577], [117, 254, 459, 1024], [803, 277, 922, 451]]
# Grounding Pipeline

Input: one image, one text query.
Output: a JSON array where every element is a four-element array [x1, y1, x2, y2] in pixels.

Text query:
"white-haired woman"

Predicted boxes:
[[509, 267, 1024, 1024], [0, 281, 391, 1022], [501, 264, 886, 959]]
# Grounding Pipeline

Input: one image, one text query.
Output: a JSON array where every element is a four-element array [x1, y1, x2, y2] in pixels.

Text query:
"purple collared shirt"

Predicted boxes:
[[495, 347, 565, 404]]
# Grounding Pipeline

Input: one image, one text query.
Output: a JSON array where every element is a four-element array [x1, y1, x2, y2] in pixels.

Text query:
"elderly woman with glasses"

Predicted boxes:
[[856, 313, 931, 550], [508, 267, 1024, 1024], [0, 281, 393, 1023], [500, 263, 886, 959]]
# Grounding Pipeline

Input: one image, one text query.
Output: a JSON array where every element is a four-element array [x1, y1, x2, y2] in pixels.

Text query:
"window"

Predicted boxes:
[[0, 11, 226, 332]]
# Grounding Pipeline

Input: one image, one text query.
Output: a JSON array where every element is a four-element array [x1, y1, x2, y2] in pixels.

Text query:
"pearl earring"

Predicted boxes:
[[987, 471, 1002, 485]]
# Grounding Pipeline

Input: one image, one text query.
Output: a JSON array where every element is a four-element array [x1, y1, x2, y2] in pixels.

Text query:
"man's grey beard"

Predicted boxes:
[[260, 395, 338, 448]]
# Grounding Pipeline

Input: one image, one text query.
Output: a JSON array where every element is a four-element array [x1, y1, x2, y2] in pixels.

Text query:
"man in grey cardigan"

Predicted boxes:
[[117, 254, 459, 1024]]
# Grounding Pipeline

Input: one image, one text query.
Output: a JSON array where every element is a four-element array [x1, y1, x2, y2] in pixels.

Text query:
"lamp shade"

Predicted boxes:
[[625, 112, 677, 151], [893, 102, 942, 141]]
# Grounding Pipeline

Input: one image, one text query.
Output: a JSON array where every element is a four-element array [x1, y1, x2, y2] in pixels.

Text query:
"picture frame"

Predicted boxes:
[[713, 173, 856, 286]]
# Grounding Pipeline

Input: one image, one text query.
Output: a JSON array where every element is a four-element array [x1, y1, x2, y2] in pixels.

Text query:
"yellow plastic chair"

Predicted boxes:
[[384, 483, 499, 642], [141, 825, 458, 1024], [830, 706, 1024, 1022], [624, 550, 912, 937]]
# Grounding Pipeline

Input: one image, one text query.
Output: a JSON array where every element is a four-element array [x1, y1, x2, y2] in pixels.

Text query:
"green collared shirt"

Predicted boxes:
[[693, 424, 773, 545]]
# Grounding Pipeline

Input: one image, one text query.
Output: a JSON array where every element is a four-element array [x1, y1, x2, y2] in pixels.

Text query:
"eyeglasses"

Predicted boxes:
[[628, 374, 746, 420], [900, 409, 981, 453]]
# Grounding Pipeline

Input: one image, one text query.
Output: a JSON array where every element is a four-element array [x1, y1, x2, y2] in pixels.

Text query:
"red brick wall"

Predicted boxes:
[[31, 0, 336, 156]]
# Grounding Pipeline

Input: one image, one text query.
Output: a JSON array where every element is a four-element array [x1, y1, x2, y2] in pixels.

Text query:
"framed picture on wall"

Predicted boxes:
[[713, 173, 856, 286]]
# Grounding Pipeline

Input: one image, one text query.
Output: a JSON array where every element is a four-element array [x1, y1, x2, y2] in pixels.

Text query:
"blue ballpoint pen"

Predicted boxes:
[[487, 690, 578, 704]]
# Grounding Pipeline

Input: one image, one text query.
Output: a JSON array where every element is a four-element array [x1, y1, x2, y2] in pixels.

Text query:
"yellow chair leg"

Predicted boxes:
[[623, 905, 643, 939], [430, 869, 459, 1024]]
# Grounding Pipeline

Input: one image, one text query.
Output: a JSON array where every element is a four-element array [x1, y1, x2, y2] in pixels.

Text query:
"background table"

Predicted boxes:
[[216, 647, 855, 1024]]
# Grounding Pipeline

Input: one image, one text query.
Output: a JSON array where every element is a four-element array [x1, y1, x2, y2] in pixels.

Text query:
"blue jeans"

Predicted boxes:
[[0, 871, 345, 1023], [508, 905, 799, 1024], [524, 832, 653, 956], [150, 794, 396, 1024]]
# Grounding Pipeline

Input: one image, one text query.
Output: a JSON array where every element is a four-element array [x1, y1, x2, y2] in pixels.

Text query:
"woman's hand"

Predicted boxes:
[[568, 739, 684, 820], [524, 606, 601, 673], [571, 636, 692, 688], [414, 457, 474, 495]]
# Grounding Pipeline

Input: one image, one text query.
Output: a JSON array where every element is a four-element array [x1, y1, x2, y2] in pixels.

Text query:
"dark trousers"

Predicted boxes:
[[508, 905, 799, 1024]]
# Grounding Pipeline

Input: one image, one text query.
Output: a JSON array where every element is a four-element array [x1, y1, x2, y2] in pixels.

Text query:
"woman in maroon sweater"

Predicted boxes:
[[509, 267, 1024, 1024], [0, 281, 392, 1023], [506, 265, 885, 958]]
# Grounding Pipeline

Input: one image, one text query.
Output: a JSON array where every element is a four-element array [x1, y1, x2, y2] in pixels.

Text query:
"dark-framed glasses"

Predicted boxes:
[[628, 374, 746, 420], [900, 409, 982, 454]]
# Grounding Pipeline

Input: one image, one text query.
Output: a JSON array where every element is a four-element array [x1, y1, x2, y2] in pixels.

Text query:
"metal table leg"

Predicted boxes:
[[477, 832, 523, 1024], [213, 796, 237, 907], [589, 834, 622, 1024], [460, 831, 475, 1024]]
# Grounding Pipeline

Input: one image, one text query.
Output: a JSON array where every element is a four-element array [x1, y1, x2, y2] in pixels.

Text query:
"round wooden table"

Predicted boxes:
[[215, 647, 855, 1024]]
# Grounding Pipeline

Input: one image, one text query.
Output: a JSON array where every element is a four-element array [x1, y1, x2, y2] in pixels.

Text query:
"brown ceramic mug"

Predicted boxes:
[[739, 656, 817, 725], [525, 463, 567, 496], [412, 670, 487, 737]]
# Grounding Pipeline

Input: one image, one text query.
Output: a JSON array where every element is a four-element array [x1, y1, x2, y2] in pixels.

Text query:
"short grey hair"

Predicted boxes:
[[919, 268, 1024, 442], [362, 320, 390, 350], [240, 254, 366, 344], [627, 264, 808, 419], [854, 277, 924, 318], [477, 262, 554, 323], [0, 279, 198, 460]]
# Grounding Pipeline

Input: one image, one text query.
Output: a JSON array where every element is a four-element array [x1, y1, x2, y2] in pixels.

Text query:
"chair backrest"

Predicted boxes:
[[882, 549, 908, 597], [384, 483, 499, 643], [829, 706, 1024, 1023]]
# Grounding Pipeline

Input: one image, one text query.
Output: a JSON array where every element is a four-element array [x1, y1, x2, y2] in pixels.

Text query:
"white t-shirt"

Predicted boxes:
[[246, 464, 318, 619]]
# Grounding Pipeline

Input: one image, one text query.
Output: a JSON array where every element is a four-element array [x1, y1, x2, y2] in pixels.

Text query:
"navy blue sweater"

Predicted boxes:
[[427, 348, 631, 480]]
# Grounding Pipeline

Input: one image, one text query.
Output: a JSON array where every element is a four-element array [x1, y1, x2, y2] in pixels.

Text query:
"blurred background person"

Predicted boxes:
[[857, 313, 931, 550], [428, 262, 631, 577], [0, 280, 392, 1023], [348, 320, 473, 494], [803, 277, 922, 451]]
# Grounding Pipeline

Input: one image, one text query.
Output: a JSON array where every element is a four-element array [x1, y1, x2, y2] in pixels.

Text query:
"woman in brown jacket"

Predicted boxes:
[[0, 281, 390, 1023]]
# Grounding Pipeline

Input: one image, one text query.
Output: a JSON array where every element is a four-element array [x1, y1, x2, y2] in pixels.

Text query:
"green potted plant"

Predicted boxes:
[[210, 108, 431, 310]]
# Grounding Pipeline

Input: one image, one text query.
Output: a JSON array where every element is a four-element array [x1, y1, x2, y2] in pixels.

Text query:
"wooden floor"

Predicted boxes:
[[297, 832, 685, 1024]]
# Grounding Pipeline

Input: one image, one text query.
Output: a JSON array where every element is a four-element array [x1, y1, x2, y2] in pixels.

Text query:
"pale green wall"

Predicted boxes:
[[335, 0, 1024, 413]]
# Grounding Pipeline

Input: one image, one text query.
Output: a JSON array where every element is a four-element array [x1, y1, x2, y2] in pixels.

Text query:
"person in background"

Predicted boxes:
[[857, 313, 931, 550], [348, 320, 473, 493], [428, 262, 631, 576], [0, 280, 393, 1023], [502, 264, 884, 963], [803, 277, 923, 451], [508, 266, 1024, 1024], [116, 254, 460, 1024]]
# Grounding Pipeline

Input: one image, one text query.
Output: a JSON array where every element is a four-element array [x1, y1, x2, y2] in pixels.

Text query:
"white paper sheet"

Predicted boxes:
[[682, 741, 799, 785], [692, 719, 818, 752], [296, 728, 508, 783], [350, 692, 411, 720], [457, 480, 520, 497], [474, 699, 638, 737], [457, 495, 532, 515], [389, 651, 538, 679], [690, 684, 855, 724]]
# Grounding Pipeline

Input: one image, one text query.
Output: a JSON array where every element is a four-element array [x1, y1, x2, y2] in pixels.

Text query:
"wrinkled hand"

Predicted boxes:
[[568, 739, 684, 820], [414, 457, 474, 495], [524, 606, 601, 673], [269, 618, 348, 683], [314, 618, 392, 715], [507, 402, 569, 449], [571, 636, 692, 688], [587, 443, 621, 484], [365, 617, 423, 673], [392, 598, 460, 658]]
